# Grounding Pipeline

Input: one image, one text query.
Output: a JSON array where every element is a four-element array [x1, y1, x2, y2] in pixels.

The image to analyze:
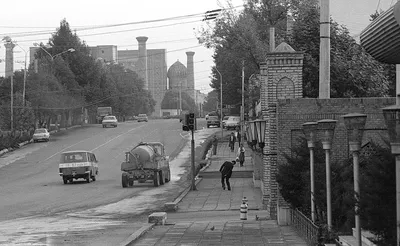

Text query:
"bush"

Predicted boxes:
[[277, 137, 397, 245]]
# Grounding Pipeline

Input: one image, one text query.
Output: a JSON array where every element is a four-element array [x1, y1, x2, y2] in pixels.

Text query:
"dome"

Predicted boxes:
[[167, 60, 187, 79]]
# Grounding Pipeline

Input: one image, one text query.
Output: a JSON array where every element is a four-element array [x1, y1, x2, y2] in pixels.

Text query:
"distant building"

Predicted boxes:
[[89, 37, 168, 117]]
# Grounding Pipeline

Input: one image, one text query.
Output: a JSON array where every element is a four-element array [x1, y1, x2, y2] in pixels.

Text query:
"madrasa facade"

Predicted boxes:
[[88, 36, 203, 117]]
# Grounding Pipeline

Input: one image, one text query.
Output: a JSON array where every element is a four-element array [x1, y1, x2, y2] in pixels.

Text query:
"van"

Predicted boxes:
[[59, 151, 99, 184]]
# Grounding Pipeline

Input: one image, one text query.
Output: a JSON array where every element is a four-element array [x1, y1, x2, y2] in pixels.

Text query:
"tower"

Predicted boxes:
[[186, 51, 195, 100], [4, 41, 15, 78], [136, 36, 148, 90]]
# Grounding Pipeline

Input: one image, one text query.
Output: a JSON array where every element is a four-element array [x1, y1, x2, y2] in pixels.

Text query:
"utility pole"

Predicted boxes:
[[241, 61, 245, 145], [215, 67, 223, 138], [319, 0, 330, 98]]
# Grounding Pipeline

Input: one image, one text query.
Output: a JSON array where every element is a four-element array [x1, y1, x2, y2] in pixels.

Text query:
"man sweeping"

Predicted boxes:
[[219, 160, 236, 190]]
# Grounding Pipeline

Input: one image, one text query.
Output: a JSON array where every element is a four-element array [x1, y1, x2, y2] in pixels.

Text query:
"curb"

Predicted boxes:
[[0, 125, 83, 157], [118, 223, 155, 246], [164, 177, 204, 211]]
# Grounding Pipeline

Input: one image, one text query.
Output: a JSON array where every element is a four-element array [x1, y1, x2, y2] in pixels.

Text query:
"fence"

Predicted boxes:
[[290, 207, 322, 246]]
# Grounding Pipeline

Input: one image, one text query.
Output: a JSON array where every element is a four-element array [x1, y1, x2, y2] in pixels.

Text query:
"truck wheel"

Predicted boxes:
[[165, 170, 171, 183], [122, 173, 128, 188], [128, 179, 133, 186], [91, 175, 96, 181], [159, 171, 164, 185], [86, 173, 91, 183], [63, 177, 68, 184], [153, 171, 160, 187]]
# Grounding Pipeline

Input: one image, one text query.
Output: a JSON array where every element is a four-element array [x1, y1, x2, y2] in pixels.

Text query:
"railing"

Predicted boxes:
[[290, 207, 322, 245]]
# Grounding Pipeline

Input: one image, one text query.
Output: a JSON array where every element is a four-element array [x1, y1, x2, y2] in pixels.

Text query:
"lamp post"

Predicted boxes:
[[254, 119, 267, 150], [215, 67, 223, 138], [302, 122, 318, 223], [15, 43, 27, 106], [249, 120, 257, 149], [317, 119, 337, 231], [382, 105, 400, 246], [343, 113, 367, 246], [33, 43, 75, 61]]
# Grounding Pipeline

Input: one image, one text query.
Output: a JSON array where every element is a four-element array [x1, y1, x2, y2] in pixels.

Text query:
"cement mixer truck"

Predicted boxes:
[[120, 142, 171, 188]]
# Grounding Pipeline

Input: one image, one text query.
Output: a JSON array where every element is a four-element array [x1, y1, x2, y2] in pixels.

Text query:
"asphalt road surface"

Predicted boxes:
[[0, 118, 211, 222]]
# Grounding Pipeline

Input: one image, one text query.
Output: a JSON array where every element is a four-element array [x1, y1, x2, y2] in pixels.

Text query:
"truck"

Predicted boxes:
[[120, 142, 171, 188], [97, 107, 112, 124]]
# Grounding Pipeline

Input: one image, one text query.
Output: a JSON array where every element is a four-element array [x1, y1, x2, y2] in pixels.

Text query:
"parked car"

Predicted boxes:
[[137, 114, 148, 122], [102, 115, 118, 128], [222, 116, 230, 128], [32, 128, 50, 142], [225, 116, 241, 130], [207, 115, 220, 128], [58, 150, 99, 184]]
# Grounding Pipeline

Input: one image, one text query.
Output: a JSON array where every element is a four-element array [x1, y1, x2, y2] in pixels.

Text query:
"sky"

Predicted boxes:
[[0, 0, 396, 95]]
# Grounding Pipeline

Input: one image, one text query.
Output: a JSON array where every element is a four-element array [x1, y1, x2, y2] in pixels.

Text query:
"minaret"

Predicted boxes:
[[136, 36, 148, 90], [4, 41, 15, 78], [186, 51, 195, 100]]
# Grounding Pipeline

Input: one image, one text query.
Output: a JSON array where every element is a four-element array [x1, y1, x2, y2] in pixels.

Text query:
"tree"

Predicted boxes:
[[202, 90, 219, 112], [288, 6, 390, 97]]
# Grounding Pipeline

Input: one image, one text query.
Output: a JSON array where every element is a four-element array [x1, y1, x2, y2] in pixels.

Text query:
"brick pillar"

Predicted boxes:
[[259, 42, 304, 219]]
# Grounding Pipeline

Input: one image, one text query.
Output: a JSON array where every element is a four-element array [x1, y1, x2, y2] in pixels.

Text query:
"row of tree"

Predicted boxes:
[[0, 19, 156, 131]]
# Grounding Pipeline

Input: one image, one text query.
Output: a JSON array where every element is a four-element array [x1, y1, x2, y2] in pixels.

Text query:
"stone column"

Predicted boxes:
[[186, 51, 195, 101], [260, 42, 303, 219], [4, 42, 15, 78], [136, 36, 148, 90]]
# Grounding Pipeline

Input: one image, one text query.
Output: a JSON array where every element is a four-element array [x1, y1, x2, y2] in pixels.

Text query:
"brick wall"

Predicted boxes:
[[277, 97, 395, 167]]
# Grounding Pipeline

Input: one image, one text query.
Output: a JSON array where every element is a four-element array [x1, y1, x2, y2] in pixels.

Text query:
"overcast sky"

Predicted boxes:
[[0, 0, 395, 94]]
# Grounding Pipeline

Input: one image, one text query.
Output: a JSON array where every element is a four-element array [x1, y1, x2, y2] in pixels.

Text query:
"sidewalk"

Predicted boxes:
[[132, 140, 308, 246]]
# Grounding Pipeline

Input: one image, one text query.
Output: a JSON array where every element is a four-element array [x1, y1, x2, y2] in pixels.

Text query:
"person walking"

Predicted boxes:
[[236, 130, 241, 148], [237, 144, 245, 167], [212, 135, 218, 155], [219, 160, 236, 190], [228, 132, 236, 152]]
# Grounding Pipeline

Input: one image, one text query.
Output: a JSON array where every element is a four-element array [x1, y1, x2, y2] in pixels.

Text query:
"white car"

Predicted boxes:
[[102, 115, 118, 128], [32, 128, 50, 142], [222, 116, 230, 128], [225, 116, 241, 130]]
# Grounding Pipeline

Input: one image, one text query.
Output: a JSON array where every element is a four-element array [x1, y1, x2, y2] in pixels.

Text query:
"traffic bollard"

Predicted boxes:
[[240, 199, 248, 220]]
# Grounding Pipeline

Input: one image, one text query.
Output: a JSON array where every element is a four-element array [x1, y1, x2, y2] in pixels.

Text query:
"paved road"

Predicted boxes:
[[0, 119, 219, 245]]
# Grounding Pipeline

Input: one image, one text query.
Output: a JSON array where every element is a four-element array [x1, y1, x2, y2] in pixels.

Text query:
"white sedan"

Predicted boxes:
[[32, 128, 50, 142], [102, 115, 118, 128]]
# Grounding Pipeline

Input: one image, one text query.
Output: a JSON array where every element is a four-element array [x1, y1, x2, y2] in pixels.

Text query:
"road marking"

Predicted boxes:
[[37, 125, 145, 164]]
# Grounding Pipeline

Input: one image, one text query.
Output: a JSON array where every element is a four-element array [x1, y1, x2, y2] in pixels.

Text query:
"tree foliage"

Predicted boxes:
[[289, 6, 390, 97], [0, 19, 156, 131]]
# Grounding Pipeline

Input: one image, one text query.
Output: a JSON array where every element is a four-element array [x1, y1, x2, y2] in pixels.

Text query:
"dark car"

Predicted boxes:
[[207, 116, 220, 128]]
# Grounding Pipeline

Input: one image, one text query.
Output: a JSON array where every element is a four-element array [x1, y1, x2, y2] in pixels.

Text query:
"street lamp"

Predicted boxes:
[[215, 67, 223, 138], [343, 113, 367, 246], [317, 119, 337, 231], [33, 43, 75, 61], [382, 105, 400, 246], [302, 121, 318, 223], [255, 119, 267, 150], [249, 120, 257, 149], [14, 43, 27, 106]]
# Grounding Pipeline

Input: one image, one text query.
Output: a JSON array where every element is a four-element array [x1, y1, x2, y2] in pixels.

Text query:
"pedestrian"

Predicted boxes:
[[219, 160, 236, 190], [228, 132, 236, 152], [236, 130, 241, 148], [237, 144, 245, 167], [212, 135, 218, 155]]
